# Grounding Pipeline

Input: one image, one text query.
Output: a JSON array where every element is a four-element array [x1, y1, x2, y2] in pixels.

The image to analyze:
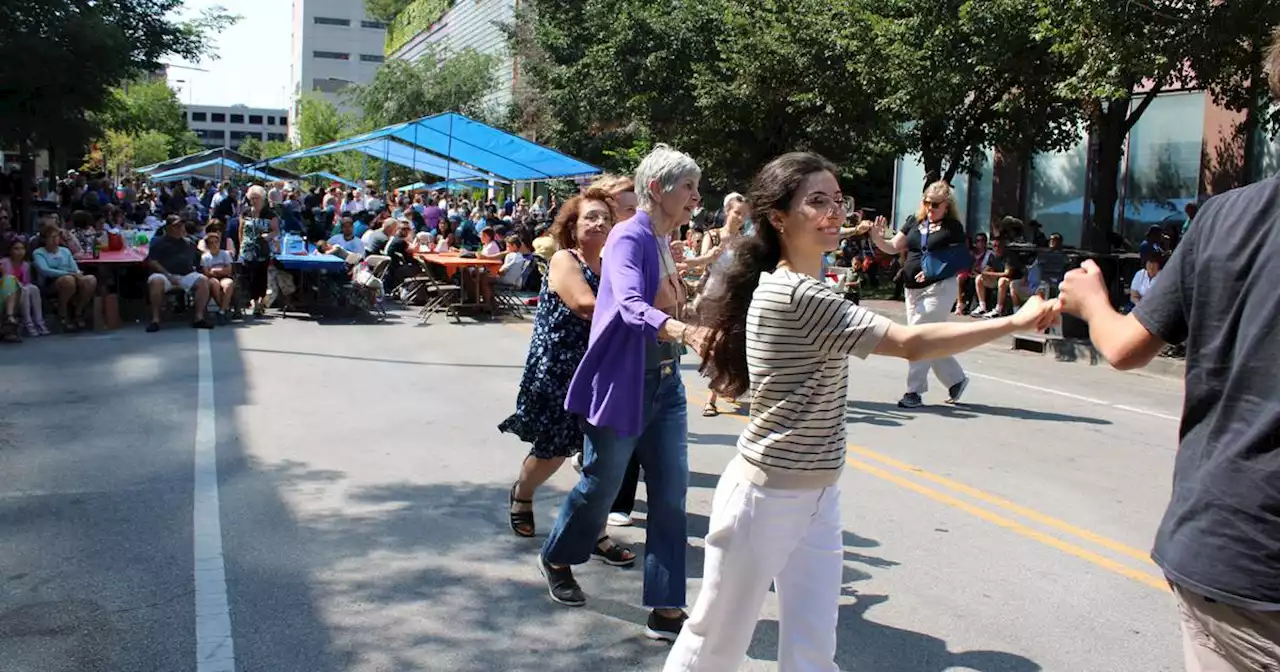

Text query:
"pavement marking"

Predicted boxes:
[[965, 371, 1181, 421], [194, 331, 236, 672], [699, 392, 1167, 591]]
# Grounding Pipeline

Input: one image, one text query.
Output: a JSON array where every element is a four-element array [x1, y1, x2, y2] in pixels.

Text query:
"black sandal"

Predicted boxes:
[[592, 536, 636, 567], [509, 483, 535, 538]]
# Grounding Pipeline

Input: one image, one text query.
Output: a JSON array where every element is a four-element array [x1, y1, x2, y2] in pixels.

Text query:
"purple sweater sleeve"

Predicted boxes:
[[608, 227, 670, 335]]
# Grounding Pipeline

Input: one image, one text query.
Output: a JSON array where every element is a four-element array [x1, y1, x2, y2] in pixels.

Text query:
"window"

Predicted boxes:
[[211, 113, 226, 122], [1121, 91, 1206, 246], [267, 133, 287, 142], [191, 111, 207, 122], [1251, 103, 1280, 182], [230, 114, 244, 124], [361, 20, 387, 29], [194, 129, 226, 140], [182, 111, 188, 121], [229, 131, 261, 141], [313, 51, 350, 60], [360, 54, 384, 63], [312, 78, 349, 93], [279, 116, 289, 125], [314, 16, 350, 26], [1027, 139, 1089, 248], [248, 114, 263, 125], [267, 116, 276, 125]]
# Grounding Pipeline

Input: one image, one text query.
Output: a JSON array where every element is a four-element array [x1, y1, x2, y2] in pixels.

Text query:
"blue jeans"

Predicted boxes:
[[542, 366, 689, 608]]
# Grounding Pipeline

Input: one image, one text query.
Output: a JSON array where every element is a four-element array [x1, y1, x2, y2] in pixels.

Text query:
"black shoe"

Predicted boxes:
[[946, 378, 970, 404], [192, 318, 215, 330], [897, 392, 923, 409], [591, 536, 636, 567], [146, 322, 160, 333], [537, 555, 585, 607], [644, 609, 687, 642]]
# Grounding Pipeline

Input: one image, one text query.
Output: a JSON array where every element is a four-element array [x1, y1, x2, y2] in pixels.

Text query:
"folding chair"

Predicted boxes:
[[492, 255, 536, 316], [417, 273, 462, 324], [348, 255, 390, 320]]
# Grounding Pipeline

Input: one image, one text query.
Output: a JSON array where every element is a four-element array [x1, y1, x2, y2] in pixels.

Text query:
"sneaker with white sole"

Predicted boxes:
[[982, 309, 1002, 319], [969, 306, 988, 317], [897, 392, 924, 409], [946, 377, 970, 404], [607, 512, 633, 527], [644, 610, 688, 642]]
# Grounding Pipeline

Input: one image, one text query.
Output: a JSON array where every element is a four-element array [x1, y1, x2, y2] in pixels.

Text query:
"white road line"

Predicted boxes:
[[194, 331, 236, 672], [966, 371, 1181, 422]]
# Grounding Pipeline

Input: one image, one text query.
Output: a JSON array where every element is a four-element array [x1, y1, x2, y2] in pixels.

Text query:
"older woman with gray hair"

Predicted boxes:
[[240, 184, 279, 316], [538, 144, 709, 643]]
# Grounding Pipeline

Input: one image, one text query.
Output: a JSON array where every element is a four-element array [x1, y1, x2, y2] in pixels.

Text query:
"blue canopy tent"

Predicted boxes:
[[148, 157, 277, 183], [301, 171, 360, 189], [256, 113, 601, 186], [398, 179, 489, 192]]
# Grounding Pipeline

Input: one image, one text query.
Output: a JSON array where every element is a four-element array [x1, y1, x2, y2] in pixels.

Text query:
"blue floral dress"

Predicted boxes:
[[499, 251, 598, 459]]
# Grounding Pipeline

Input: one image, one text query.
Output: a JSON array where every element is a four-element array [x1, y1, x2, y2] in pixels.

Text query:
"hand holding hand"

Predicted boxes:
[[914, 271, 925, 283], [1058, 260, 1110, 319], [686, 325, 712, 354], [851, 220, 874, 237], [1009, 295, 1061, 332]]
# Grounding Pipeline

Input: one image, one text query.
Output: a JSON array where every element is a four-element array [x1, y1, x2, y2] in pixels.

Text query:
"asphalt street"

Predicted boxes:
[[0, 303, 1186, 671]]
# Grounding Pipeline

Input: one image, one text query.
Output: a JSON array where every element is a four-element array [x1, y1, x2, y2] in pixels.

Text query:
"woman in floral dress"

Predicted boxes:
[[499, 188, 633, 563]]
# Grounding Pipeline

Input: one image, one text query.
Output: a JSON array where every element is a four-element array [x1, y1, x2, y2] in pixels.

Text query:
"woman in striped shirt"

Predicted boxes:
[[665, 153, 1058, 671]]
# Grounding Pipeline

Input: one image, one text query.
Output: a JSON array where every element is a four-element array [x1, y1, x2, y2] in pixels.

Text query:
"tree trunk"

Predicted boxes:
[[1085, 100, 1129, 252]]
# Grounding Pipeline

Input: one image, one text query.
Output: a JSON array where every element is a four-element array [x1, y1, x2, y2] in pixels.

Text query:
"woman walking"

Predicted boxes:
[[698, 192, 747, 417], [538, 146, 708, 643], [240, 185, 278, 317], [498, 189, 634, 565], [868, 180, 973, 408], [666, 153, 1057, 671]]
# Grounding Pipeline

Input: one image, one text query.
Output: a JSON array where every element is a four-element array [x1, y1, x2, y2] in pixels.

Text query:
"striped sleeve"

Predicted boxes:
[[792, 278, 891, 359]]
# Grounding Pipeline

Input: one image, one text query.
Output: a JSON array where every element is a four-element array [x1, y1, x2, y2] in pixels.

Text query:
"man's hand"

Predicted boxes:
[[1058, 260, 1111, 321], [168, 274, 181, 287], [1009, 295, 1060, 333]]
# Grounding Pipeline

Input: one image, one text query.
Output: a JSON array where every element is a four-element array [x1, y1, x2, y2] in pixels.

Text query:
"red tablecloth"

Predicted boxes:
[[75, 247, 149, 264]]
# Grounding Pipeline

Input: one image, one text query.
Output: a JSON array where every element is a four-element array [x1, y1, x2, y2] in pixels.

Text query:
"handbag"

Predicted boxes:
[[919, 221, 970, 281]]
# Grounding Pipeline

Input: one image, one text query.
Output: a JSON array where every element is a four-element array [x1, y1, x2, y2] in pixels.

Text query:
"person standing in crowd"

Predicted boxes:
[[539, 146, 708, 642], [1057, 35, 1280, 671], [667, 152, 1057, 672], [240, 185, 278, 317], [869, 180, 972, 408], [698, 192, 747, 417], [500, 189, 633, 564]]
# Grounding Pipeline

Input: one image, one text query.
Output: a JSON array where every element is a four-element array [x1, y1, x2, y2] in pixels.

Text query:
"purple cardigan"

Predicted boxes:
[[564, 211, 672, 437]]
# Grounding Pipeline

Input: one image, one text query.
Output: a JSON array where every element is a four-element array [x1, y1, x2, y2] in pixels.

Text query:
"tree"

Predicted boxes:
[[863, 0, 1080, 186], [293, 93, 363, 181], [348, 46, 498, 128], [237, 136, 265, 160], [91, 77, 202, 164], [1038, 0, 1280, 244], [364, 0, 414, 23]]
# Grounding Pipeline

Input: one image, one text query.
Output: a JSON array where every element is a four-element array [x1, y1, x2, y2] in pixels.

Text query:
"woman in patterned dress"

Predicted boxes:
[[500, 189, 631, 566], [240, 185, 279, 316]]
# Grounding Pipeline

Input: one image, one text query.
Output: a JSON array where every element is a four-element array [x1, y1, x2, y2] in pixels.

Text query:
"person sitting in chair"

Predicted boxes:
[[146, 217, 214, 332]]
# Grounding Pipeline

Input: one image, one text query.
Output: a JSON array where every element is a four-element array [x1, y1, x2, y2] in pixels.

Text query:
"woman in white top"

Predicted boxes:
[[665, 152, 1058, 672], [1129, 254, 1162, 307], [200, 231, 236, 323]]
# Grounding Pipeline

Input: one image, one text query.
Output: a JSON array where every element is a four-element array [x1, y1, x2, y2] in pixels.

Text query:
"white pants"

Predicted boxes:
[[665, 466, 842, 672], [905, 281, 966, 395]]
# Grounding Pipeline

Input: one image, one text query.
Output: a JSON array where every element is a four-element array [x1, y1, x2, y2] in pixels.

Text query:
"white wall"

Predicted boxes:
[[186, 105, 289, 150], [392, 0, 516, 111], [289, 0, 387, 137]]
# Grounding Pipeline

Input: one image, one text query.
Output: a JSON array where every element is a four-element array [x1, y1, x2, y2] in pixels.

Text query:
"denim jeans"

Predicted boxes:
[[542, 366, 689, 608]]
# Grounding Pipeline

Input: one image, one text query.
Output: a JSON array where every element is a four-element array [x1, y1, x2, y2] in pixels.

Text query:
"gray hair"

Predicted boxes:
[[246, 185, 267, 201], [634, 144, 701, 211]]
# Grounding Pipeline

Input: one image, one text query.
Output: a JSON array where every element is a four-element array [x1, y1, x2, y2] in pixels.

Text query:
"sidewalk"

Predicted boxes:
[[858, 299, 1186, 380]]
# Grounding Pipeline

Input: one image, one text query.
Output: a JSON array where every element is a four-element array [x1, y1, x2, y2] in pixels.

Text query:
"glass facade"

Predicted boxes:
[[1026, 139, 1089, 247], [891, 151, 993, 236], [1121, 91, 1205, 244], [1251, 105, 1280, 182]]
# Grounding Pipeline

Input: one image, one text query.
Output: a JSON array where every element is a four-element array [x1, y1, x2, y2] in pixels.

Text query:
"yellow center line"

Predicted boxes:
[[696, 392, 1167, 592]]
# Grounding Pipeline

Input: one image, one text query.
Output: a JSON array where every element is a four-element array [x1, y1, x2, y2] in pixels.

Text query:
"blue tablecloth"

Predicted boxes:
[[275, 254, 348, 273]]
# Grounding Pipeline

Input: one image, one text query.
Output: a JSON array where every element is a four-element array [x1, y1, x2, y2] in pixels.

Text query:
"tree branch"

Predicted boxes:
[[1123, 83, 1164, 134]]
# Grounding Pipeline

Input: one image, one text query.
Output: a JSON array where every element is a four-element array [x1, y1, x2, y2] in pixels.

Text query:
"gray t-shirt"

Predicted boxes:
[[147, 235, 199, 276], [1134, 172, 1280, 610]]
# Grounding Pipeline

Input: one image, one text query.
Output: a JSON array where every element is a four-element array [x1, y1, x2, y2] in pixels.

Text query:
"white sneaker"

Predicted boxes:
[[982, 309, 1001, 319], [969, 306, 987, 317], [607, 512, 633, 527]]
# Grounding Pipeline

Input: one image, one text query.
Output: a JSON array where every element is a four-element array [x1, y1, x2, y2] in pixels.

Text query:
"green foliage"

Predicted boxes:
[[0, 0, 237, 154], [236, 136, 265, 160], [291, 94, 366, 182], [382, 0, 451, 56], [348, 46, 497, 129]]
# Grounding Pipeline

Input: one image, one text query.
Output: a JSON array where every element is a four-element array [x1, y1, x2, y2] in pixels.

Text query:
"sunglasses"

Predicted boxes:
[[924, 200, 947, 208]]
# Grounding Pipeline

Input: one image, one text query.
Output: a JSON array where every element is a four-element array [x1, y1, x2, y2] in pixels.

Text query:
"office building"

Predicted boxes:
[[184, 104, 290, 151], [289, 0, 389, 137], [386, 0, 517, 111]]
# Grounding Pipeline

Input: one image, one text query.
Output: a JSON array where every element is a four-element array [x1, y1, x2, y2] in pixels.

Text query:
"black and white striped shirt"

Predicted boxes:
[[729, 269, 891, 490]]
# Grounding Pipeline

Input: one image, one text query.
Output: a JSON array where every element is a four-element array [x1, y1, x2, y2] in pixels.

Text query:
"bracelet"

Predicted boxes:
[[677, 324, 689, 346]]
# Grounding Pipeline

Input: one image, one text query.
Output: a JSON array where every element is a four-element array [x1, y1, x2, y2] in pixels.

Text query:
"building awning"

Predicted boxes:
[[258, 113, 601, 183]]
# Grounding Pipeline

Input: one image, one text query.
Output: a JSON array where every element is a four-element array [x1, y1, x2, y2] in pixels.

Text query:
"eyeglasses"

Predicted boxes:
[[803, 194, 854, 217], [924, 200, 947, 209]]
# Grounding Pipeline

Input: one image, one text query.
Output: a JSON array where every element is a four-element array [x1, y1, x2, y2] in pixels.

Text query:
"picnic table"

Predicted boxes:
[[420, 252, 504, 317], [74, 246, 150, 265], [274, 253, 352, 318]]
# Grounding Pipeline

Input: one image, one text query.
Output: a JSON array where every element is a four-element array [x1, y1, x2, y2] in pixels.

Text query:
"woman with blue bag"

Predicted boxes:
[[869, 180, 972, 408]]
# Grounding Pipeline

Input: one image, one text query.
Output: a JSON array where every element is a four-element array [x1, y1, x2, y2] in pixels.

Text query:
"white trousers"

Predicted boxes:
[[665, 466, 842, 672], [904, 281, 966, 395]]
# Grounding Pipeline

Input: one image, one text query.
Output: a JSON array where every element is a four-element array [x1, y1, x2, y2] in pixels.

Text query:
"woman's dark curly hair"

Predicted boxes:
[[697, 152, 839, 398]]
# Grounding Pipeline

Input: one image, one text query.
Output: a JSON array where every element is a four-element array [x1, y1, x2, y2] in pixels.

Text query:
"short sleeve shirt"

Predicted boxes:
[[1133, 173, 1280, 609], [148, 235, 199, 276]]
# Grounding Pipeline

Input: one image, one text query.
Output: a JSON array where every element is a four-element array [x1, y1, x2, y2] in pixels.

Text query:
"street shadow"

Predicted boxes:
[[847, 400, 1110, 426], [238, 347, 527, 370], [687, 471, 721, 491], [687, 431, 739, 447]]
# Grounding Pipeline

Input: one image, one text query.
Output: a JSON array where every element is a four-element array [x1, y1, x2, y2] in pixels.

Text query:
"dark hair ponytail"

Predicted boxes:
[[697, 152, 839, 398]]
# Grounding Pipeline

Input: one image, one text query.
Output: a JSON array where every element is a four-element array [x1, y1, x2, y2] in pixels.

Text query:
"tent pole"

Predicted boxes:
[[446, 113, 454, 183]]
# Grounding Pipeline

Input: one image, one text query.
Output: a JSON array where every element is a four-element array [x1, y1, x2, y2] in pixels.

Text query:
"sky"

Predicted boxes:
[[165, 0, 294, 110]]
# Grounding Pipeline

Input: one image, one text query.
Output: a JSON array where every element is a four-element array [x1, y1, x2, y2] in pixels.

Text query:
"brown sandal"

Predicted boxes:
[[702, 401, 719, 417]]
